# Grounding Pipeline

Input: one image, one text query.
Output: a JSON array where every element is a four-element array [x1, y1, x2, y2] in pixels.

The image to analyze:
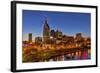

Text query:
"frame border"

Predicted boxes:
[[11, 1, 98, 72]]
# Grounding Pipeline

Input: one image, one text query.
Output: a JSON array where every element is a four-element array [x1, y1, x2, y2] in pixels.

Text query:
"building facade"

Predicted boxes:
[[28, 33, 32, 43], [35, 37, 42, 45], [43, 19, 50, 44]]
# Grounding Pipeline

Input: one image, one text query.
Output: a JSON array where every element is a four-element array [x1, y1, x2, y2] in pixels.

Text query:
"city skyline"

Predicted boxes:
[[22, 10, 91, 41]]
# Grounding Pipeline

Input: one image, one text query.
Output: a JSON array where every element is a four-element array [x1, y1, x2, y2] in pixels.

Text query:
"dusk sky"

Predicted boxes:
[[22, 10, 91, 41]]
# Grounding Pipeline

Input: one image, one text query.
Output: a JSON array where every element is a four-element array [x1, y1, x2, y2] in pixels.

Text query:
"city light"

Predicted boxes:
[[22, 18, 91, 63]]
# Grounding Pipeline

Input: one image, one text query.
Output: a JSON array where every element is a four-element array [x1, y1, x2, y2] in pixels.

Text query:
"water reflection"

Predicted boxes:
[[49, 49, 91, 61]]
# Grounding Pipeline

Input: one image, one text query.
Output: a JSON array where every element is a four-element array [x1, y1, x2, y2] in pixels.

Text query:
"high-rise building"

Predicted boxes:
[[35, 37, 42, 44], [50, 30, 56, 38], [56, 30, 62, 40], [75, 33, 83, 42], [43, 19, 50, 43], [55, 30, 62, 44], [62, 35, 74, 43], [76, 33, 82, 39], [28, 33, 32, 43], [75, 33, 84, 47]]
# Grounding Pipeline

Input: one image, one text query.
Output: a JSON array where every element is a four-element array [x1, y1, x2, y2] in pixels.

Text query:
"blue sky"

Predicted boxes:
[[22, 10, 91, 41]]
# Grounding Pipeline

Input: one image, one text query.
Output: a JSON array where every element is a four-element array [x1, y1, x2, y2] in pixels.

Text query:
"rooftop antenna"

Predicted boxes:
[[44, 16, 48, 24]]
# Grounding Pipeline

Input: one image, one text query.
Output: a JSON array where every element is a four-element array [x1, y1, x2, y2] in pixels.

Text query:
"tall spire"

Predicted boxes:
[[45, 16, 48, 24], [44, 16, 49, 29], [43, 17, 50, 43]]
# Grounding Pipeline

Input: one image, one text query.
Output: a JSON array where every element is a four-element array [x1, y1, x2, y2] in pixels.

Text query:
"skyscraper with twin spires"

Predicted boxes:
[[43, 19, 50, 43]]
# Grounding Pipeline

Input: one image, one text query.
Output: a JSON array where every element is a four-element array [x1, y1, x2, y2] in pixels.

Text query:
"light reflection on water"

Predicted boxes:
[[49, 49, 91, 61]]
